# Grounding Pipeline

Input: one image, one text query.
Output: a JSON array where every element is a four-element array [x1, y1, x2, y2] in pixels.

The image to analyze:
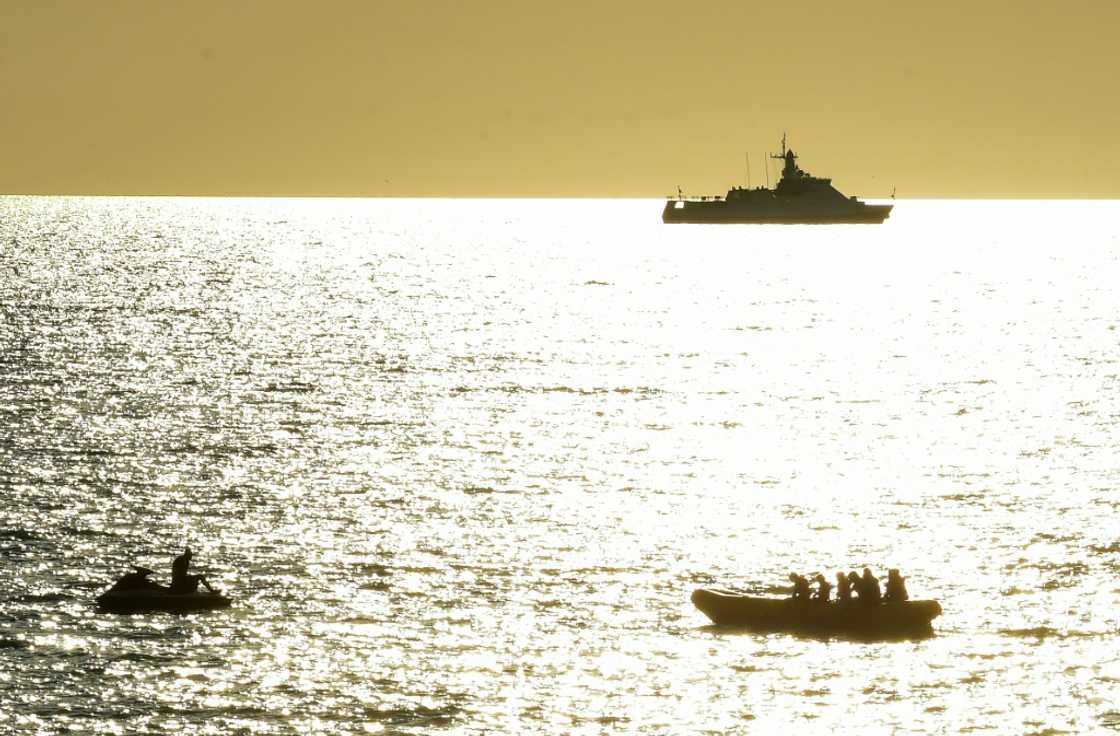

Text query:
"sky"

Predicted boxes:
[[2, 1, 1118, 198]]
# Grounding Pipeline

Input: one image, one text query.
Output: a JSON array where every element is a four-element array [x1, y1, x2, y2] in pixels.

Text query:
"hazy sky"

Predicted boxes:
[[2, 1, 1118, 197]]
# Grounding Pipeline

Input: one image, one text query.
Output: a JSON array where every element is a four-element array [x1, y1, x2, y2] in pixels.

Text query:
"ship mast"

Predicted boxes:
[[770, 132, 796, 163], [770, 132, 799, 182]]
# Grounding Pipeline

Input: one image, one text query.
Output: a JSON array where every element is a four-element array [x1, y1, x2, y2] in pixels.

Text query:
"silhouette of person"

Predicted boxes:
[[170, 547, 213, 594], [883, 568, 909, 602], [848, 571, 862, 600], [836, 571, 852, 602], [813, 573, 832, 603], [789, 572, 811, 602], [861, 567, 881, 604]]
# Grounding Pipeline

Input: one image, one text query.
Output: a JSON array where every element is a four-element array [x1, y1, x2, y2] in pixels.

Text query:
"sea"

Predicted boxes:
[[1, 196, 1119, 735]]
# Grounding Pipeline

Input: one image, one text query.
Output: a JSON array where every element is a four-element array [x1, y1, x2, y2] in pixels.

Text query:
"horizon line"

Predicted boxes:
[[3, 193, 1120, 202]]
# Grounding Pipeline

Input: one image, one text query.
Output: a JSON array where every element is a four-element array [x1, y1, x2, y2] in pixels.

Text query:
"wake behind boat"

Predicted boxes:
[[692, 588, 941, 639]]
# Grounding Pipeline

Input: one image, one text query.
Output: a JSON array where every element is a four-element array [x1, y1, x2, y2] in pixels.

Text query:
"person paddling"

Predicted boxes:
[[170, 547, 214, 594]]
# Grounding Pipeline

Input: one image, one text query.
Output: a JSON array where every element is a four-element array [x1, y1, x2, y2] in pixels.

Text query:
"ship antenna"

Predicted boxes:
[[764, 152, 770, 188], [745, 153, 751, 189], [781, 132, 787, 157]]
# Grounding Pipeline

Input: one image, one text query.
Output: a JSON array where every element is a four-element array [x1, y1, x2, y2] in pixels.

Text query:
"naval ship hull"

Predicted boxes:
[[662, 199, 893, 224]]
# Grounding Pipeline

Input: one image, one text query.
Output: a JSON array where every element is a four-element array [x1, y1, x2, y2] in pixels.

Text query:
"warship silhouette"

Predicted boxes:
[[662, 135, 892, 224]]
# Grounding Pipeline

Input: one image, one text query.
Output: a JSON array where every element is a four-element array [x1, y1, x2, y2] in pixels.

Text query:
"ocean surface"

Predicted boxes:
[[1, 196, 1119, 734]]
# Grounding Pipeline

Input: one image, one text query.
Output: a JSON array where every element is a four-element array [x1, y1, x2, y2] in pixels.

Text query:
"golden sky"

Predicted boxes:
[[2, 1, 1118, 197]]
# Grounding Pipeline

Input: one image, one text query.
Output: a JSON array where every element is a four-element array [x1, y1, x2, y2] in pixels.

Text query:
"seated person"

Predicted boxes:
[[835, 571, 852, 601], [788, 572, 811, 602], [860, 567, 882, 604], [813, 573, 832, 603], [883, 568, 909, 602], [170, 547, 214, 594], [848, 571, 863, 600]]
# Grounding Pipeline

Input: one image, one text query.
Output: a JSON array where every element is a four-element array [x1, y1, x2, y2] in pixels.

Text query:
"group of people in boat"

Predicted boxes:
[[788, 567, 908, 604]]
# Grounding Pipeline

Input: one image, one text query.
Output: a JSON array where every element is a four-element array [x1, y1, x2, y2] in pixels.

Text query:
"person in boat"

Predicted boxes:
[[170, 547, 214, 594], [788, 572, 811, 602], [835, 571, 852, 602], [883, 568, 909, 602], [813, 573, 832, 603], [847, 571, 863, 600], [860, 567, 881, 604]]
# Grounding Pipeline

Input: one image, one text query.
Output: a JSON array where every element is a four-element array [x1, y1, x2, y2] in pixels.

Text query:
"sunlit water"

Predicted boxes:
[[2, 197, 1119, 734]]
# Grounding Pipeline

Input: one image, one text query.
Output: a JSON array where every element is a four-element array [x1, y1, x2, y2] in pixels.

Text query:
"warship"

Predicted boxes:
[[662, 135, 892, 224]]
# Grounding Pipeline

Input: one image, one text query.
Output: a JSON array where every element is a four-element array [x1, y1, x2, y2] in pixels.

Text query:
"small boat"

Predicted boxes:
[[691, 588, 941, 639], [96, 566, 232, 614]]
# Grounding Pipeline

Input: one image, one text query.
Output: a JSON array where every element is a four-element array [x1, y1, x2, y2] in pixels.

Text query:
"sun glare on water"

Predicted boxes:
[[1, 196, 1119, 733]]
